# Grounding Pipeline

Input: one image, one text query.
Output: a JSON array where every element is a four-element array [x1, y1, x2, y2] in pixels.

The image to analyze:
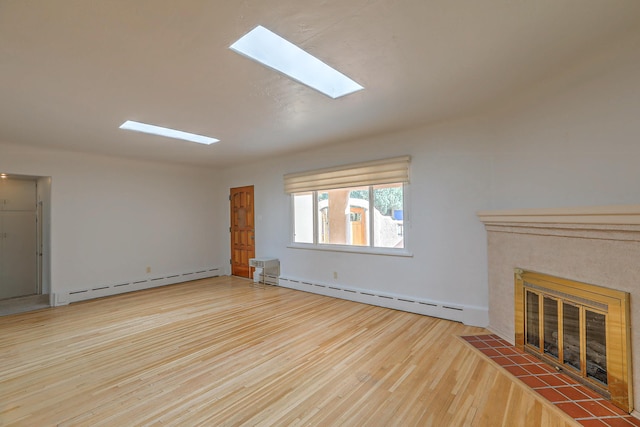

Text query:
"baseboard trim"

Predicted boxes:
[[52, 267, 222, 306], [278, 276, 488, 327]]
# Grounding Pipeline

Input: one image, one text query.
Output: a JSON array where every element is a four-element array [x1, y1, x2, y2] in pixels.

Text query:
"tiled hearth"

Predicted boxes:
[[462, 334, 640, 426]]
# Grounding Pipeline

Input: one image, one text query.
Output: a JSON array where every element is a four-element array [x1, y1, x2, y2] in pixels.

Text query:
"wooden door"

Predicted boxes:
[[230, 186, 255, 278], [350, 207, 367, 246]]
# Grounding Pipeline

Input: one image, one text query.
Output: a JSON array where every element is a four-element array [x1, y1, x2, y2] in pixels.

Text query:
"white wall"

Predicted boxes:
[[220, 118, 494, 325], [0, 143, 224, 299], [489, 28, 640, 209]]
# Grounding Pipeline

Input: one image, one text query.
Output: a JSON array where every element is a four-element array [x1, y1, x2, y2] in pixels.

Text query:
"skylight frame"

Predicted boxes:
[[230, 25, 364, 99], [119, 120, 219, 145]]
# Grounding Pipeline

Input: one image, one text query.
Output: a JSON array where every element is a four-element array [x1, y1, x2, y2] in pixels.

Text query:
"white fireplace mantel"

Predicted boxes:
[[477, 205, 640, 226]]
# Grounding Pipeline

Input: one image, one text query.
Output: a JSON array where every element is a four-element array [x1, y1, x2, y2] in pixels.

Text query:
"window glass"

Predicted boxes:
[[526, 290, 540, 348], [292, 183, 405, 252], [585, 310, 607, 385], [373, 184, 404, 248], [318, 187, 368, 246], [293, 192, 313, 243], [563, 302, 581, 370], [543, 297, 559, 359]]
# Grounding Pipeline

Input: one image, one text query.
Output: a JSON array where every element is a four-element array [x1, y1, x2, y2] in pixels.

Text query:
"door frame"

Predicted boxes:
[[0, 174, 50, 300], [229, 185, 255, 278]]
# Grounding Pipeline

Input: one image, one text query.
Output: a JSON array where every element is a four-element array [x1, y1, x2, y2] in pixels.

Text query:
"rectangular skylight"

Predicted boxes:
[[230, 25, 364, 99], [119, 120, 219, 145]]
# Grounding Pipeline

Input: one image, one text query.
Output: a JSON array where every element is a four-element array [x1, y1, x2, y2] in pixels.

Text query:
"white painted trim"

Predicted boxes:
[[278, 275, 488, 327], [477, 205, 640, 225], [287, 243, 413, 257], [52, 267, 222, 306]]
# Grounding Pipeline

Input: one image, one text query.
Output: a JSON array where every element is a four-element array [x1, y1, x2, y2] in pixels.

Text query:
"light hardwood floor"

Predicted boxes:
[[0, 276, 578, 426]]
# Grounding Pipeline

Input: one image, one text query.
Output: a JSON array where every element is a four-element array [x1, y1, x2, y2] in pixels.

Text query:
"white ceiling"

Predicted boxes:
[[1, 1, 639, 168]]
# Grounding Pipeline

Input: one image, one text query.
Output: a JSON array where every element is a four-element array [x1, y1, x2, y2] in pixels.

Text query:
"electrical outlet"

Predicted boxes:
[[333, 271, 338, 279], [146, 266, 151, 274]]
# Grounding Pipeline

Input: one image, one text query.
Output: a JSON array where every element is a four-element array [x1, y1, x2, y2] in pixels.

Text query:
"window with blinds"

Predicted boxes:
[[285, 157, 410, 252]]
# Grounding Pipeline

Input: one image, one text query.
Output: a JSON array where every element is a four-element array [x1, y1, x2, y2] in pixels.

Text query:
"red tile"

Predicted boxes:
[[556, 402, 592, 419], [491, 356, 511, 366], [496, 347, 518, 356], [555, 386, 592, 401], [507, 355, 530, 365], [579, 400, 620, 417], [486, 339, 503, 347], [504, 365, 529, 377], [537, 387, 571, 403], [603, 418, 637, 427], [579, 419, 612, 427], [521, 354, 543, 363], [519, 375, 548, 389], [476, 334, 495, 340], [594, 399, 629, 416], [624, 416, 640, 426], [579, 387, 606, 399], [462, 335, 481, 342], [479, 347, 501, 357], [538, 374, 571, 387], [537, 363, 558, 374], [469, 340, 490, 349], [557, 373, 580, 386], [522, 363, 550, 375]]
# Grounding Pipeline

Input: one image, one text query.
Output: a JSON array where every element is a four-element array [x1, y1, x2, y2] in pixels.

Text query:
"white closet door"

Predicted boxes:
[[0, 212, 37, 299]]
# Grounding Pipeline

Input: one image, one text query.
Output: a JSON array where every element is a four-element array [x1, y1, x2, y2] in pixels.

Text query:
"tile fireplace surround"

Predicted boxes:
[[477, 205, 640, 418]]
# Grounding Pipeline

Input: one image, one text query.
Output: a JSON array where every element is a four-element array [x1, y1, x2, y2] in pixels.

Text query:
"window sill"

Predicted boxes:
[[287, 243, 413, 257]]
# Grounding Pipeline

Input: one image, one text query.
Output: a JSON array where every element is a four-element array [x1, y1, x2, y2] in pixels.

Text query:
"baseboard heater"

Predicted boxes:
[[277, 276, 487, 327], [54, 267, 222, 306]]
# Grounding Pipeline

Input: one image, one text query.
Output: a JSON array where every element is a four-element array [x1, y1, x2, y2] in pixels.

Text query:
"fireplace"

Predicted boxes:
[[514, 269, 631, 411], [477, 205, 640, 416]]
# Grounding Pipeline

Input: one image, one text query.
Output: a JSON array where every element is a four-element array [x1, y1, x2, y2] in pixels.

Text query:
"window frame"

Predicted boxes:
[[289, 183, 412, 257]]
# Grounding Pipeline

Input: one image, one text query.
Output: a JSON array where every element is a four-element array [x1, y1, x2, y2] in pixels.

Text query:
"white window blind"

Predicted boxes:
[[284, 156, 410, 194]]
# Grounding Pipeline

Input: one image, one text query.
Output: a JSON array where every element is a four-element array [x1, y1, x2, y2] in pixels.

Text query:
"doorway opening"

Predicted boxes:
[[0, 174, 51, 315]]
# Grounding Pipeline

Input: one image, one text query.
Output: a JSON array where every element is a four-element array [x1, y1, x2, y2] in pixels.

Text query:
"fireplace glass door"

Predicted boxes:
[[515, 270, 631, 412], [525, 288, 608, 390]]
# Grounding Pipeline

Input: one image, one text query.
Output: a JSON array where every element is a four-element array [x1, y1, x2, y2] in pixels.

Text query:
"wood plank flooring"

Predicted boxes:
[[0, 276, 578, 426]]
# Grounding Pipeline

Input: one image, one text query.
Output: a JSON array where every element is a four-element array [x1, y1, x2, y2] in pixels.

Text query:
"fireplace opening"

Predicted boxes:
[[515, 270, 632, 412]]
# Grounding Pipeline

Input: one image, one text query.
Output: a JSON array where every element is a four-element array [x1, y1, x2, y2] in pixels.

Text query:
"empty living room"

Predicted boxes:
[[1, 1, 640, 426]]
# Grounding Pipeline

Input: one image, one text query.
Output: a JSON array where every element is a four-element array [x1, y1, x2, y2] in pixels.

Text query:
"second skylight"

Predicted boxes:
[[230, 25, 364, 99], [120, 120, 219, 145]]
